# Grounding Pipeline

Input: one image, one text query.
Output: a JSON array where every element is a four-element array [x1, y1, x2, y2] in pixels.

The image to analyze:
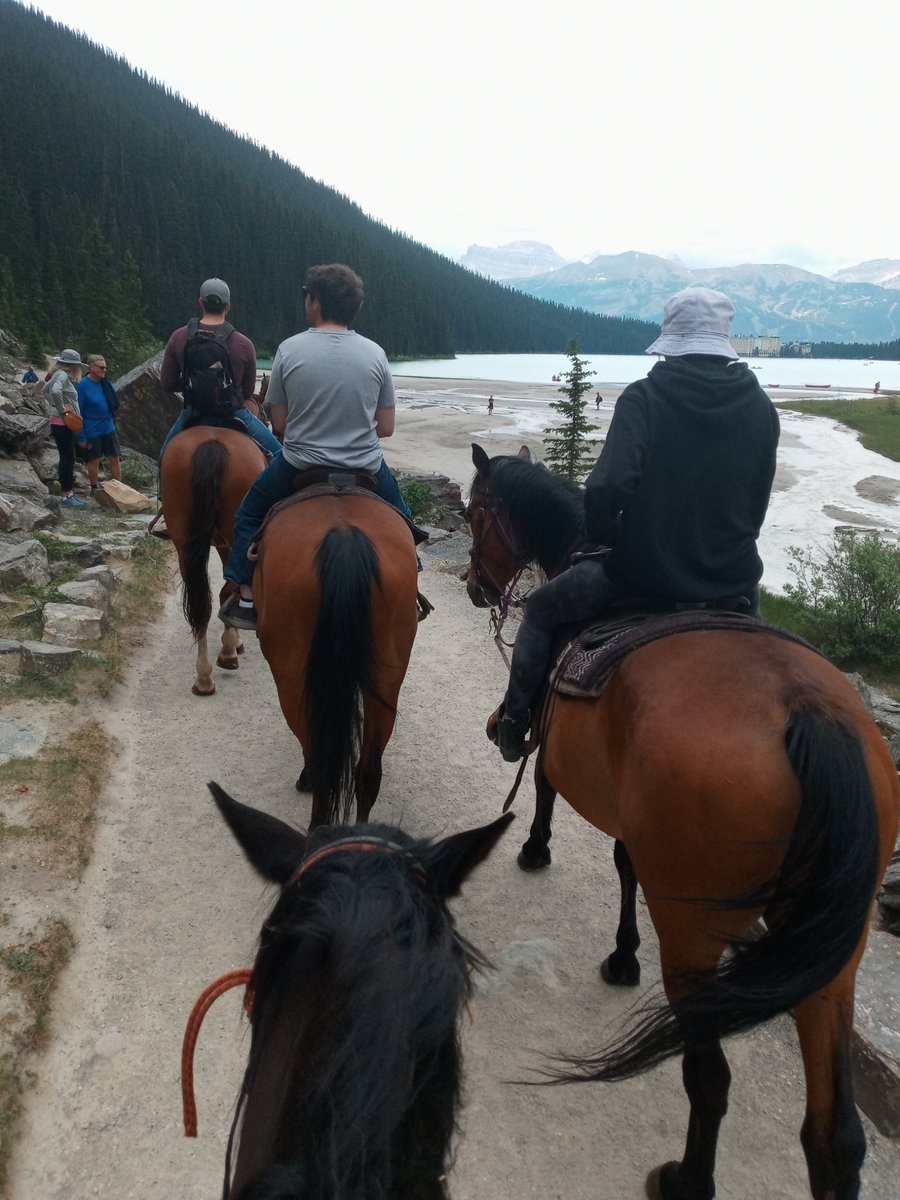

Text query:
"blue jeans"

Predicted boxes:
[[224, 453, 413, 589], [159, 405, 282, 461]]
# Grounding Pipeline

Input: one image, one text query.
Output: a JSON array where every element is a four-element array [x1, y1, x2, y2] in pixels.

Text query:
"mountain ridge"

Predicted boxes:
[[460, 245, 900, 343]]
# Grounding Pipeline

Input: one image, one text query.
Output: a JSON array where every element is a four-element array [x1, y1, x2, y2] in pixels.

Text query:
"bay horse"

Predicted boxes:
[[161, 426, 266, 695], [465, 444, 899, 1200], [207, 782, 513, 1199], [253, 487, 419, 827]]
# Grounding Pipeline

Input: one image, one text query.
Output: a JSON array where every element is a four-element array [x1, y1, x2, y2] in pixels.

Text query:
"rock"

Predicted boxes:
[[19, 640, 80, 676], [76, 542, 109, 568], [57, 579, 110, 610], [77, 565, 117, 593], [93, 479, 152, 513], [0, 491, 56, 533], [112, 353, 180, 458], [0, 457, 49, 499], [0, 537, 50, 588], [41, 602, 106, 645], [0, 410, 49, 456]]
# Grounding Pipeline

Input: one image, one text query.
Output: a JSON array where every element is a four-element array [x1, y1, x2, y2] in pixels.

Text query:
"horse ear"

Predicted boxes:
[[420, 813, 514, 898], [517, 445, 533, 461], [472, 443, 491, 474], [208, 782, 307, 885]]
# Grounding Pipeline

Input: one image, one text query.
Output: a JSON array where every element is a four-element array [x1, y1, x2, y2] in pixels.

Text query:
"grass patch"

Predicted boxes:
[[0, 917, 74, 1190], [775, 394, 900, 462]]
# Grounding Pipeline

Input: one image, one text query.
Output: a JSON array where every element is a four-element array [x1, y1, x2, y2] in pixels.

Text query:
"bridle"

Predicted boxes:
[[287, 835, 428, 889], [468, 479, 534, 664]]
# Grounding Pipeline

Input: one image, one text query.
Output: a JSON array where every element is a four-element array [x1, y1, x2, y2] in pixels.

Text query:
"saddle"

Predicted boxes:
[[509, 605, 820, 758], [182, 412, 248, 435]]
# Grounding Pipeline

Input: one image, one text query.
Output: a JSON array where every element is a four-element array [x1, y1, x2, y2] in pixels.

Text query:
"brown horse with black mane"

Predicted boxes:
[[161, 426, 266, 695], [466, 444, 899, 1200], [252, 482, 420, 828]]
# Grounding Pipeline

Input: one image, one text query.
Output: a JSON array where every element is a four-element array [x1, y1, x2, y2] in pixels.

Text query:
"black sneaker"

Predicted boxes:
[[218, 594, 258, 631]]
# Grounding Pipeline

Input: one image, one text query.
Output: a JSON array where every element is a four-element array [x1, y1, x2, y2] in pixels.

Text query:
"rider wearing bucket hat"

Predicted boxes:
[[46, 349, 88, 509], [492, 287, 780, 762]]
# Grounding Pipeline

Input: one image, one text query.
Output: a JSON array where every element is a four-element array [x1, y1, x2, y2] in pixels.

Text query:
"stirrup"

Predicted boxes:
[[416, 590, 434, 623], [148, 511, 171, 540]]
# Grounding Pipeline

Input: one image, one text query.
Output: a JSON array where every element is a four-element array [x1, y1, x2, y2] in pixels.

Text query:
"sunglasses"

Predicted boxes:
[[302, 286, 315, 300]]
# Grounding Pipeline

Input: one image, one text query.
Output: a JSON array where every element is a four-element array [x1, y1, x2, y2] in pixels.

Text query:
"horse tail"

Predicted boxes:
[[181, 440, 229, 640], [560, 706, 881, 1082], [305, 526, 387, 825]]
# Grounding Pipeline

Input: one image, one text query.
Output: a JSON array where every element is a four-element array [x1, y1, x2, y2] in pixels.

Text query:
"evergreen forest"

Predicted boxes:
[[0, 1, 658, 368]]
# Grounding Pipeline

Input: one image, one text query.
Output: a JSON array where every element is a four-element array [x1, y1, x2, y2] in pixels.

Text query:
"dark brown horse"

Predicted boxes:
[[465, 444, 899, 1200], [253, 490, 420, 827], [161, 427, 266, 695], [208, 782, 512, 1200]]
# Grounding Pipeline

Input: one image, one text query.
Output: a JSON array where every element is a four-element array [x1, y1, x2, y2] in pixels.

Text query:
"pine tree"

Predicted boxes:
[[542, 339, 599, 483]]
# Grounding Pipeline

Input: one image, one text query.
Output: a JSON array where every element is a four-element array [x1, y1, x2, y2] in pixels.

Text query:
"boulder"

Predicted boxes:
[[77, 564, 117, 593], [0, 491, 56, 533], [112, 353, 180, 458], [0, 457, 49, 499], [0, 537, 51, 588], [93, 479, 152, 513], [41, 602, 106, 645], [57, 579, 110, 610], [0, 411, 48, 456], [19, 640, 80, 676]]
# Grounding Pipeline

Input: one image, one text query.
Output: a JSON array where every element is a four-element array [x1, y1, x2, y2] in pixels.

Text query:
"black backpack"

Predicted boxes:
[[180, 319, 241, 417]]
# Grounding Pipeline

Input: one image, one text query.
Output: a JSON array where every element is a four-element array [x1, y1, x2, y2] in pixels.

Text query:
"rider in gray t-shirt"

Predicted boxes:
[[220, 263, 422, 632]]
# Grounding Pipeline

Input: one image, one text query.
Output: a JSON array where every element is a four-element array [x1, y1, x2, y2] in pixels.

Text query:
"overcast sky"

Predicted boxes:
[[29, 0, 897, 276]]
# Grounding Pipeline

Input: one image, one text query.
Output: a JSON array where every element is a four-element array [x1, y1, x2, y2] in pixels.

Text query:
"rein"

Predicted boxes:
[[469, 485, 533, 666], [180, 838, 428, 1139]]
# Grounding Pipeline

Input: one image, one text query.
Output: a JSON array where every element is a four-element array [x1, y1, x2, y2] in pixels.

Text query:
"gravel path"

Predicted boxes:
[[7, 545, 900, 1199]]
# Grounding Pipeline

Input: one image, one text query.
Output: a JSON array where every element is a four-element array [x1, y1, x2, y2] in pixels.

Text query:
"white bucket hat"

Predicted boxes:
[[55, 348, 86, 366], [645, 287, 739, 359]]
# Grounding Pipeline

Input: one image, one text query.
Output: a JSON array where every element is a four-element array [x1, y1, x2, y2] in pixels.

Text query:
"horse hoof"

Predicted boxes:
[[296, 767, 311, 792], [600, 954, 641, 987], [191, 683, 216, 697], [236, 642, 245, 655], [517, 845, 551, 872], [645, 1161, 681, 1200], [216, 656, 239, 670]]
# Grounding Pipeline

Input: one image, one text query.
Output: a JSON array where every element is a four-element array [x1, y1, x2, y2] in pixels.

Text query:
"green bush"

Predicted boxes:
[[783, 531, 900, 669], [399, 479, 443, 525], [119, 452, 155, 490]]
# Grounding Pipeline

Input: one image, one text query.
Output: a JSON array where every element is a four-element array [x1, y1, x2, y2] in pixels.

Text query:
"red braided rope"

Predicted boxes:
[[181, 968, 253, 1137]]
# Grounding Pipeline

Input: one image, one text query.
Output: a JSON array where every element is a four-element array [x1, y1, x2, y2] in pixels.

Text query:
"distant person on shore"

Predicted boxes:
[[77, 354, 122, 495], [874, 380, 881, 395], [158, 278, 281, 461], [491, 286, 780, 762], [21, 366, 38, 384], [595, 391, 602, 409], [45, 349, 87, 509], [488, 395, 494, 414], [219, 263, 421, 632]]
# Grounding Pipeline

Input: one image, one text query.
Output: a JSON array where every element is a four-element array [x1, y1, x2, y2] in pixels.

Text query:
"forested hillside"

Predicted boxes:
[[0, 1, 656, 364]]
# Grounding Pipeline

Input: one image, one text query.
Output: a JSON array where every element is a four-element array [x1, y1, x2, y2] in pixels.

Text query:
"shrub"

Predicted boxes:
[[399, 479, 443, 525], [119, 452, 155, 490], [783, 531, 900, 669]]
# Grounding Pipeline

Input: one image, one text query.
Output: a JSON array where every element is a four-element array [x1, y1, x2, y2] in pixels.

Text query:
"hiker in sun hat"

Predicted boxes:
[[490, 285, 781, 763], [46, 349, 88, 509]]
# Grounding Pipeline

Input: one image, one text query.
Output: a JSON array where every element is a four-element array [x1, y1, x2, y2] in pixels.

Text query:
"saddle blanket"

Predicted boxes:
[[551, 610, 818, 699]]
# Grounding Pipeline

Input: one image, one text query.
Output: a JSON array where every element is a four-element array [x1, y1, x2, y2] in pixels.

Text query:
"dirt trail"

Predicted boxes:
[[7, 549, 900, 1199]]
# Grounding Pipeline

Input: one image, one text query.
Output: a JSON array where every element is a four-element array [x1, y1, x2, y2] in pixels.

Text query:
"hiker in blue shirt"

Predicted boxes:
[[76, 355, 122, 495], [21, 366, 39, 384]]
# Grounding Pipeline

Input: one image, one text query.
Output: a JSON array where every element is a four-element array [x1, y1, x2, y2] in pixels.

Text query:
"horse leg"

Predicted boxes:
[[600, 839, 641, 987], [794, 974, 866, 1200], [354, 745, 383, 824], [192, 630, 216, 696], [517, 767, 556, 870], [216, 624, 243, 670], [296, 765, 311, 792], [645, 1033, 731, 1200]]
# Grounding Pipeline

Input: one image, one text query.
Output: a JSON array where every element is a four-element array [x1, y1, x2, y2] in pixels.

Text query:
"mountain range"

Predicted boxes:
[[459, 245, 900, 344]]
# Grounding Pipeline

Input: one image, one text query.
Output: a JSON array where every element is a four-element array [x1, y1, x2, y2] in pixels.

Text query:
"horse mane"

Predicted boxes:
[[234, 823, 476, 1199], [486, 456, 585, 573]]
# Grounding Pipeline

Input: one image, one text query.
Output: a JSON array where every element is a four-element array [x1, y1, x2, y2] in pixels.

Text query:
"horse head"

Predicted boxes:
[[207, 782, 513, 1199]]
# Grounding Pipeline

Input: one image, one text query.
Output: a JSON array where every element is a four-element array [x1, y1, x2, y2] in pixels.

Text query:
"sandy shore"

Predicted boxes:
[[387, 376, 620, 488]]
